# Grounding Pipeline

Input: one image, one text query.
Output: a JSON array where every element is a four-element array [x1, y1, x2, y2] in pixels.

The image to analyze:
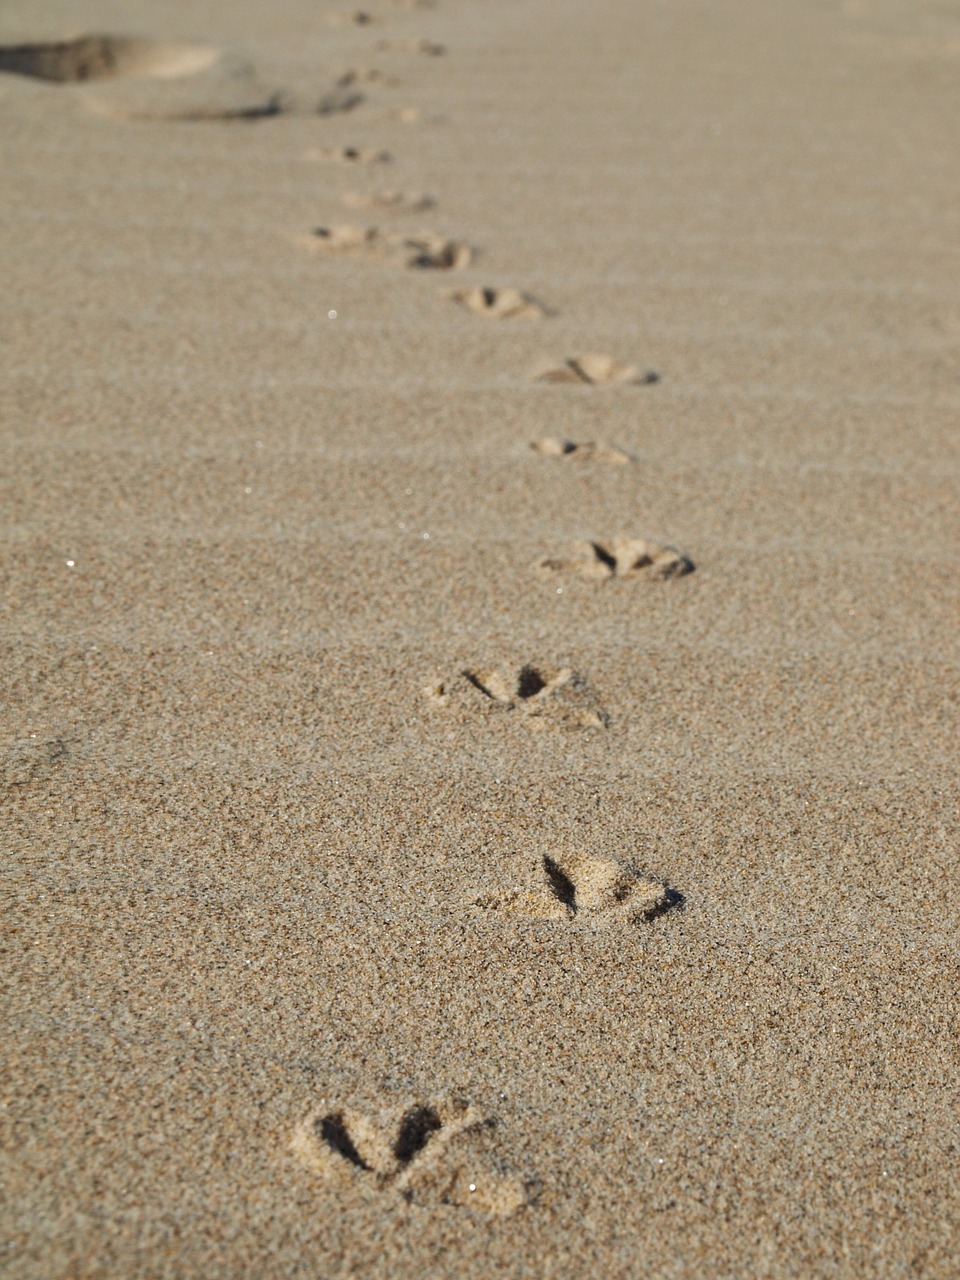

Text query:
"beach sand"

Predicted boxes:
[[2, 0, 959, 1274]]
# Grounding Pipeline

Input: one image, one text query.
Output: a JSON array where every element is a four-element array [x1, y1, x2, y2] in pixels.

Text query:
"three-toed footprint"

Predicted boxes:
[[343, 190, 437, 212], [475, 852, 682, 926], [291, 1095, 536, 1216], [530, 437, 633, 465], [451, 286, 549, 320], [299, 225, 473, 269], [539, 537, 695, 581], [307, 145, 393, 164], [425, 664, 609, 729]]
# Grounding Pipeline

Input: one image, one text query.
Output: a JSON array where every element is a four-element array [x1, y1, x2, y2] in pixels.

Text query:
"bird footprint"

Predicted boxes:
[[539, 538, 695, 581], [476, 853, 682, 926], [292, 1096, 535, 1216]]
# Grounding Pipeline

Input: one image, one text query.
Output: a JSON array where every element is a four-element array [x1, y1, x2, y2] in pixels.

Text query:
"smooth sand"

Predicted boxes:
[[2, 0, 960, 1274]]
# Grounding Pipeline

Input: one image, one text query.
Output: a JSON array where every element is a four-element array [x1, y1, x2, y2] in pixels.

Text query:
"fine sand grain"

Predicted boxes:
[[2, 0, 960, 1276]]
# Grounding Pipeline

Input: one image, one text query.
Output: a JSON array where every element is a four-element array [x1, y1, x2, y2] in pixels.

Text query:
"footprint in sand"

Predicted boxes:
[[307, 145, 393, 164], [539, 537, 695, 582], [0, 36, 218, 83], [1, 736, 68, 790], [300, 225, 473, 270], [531, 437, 632, 465], [533, 354, 660, 386], [342, 190, 436, 213], [425, 665, 609, 730], [291, 1096, 535, 1216], [475, 853, 682, 927], [338, 67, 403, 89], [452, 287, 549, 320], [0, 37, 369, 122], [315, 85, 367, 116], [376, 38, 446, 56], [326, 10, 380, 27]]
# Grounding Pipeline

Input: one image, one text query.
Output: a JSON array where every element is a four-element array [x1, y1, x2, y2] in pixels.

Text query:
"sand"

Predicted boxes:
[[2, 0, 959, 1274]]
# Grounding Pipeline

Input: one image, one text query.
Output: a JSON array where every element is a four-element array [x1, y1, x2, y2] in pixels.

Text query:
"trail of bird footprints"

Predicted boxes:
[[291, 1096, 534, 1216], [2, 6, 689, 1217]]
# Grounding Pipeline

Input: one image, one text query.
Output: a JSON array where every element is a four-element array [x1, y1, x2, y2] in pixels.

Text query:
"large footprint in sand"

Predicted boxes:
[[531, 437, 633, 465], [475, 852, 683, 927], [425, 664, 609, 730], [0, 36, 218, 82], [292, 1095, 535, 1216], [0, 34, 364, 121]]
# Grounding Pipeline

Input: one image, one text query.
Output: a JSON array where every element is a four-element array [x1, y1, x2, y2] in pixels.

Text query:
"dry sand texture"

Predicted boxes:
[[2, 0, 960, 1275]]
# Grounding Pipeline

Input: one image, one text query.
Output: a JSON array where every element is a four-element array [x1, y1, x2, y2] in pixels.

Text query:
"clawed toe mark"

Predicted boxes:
[[542, 855, 577, 912], [394, 1105, 443, 1163]]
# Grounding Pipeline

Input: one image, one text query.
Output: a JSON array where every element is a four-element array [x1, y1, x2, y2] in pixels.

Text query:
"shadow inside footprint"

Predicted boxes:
[[319, 1114, 371, 1170], [394, 1106, 443, 1163], [543, 855, 577, 913]]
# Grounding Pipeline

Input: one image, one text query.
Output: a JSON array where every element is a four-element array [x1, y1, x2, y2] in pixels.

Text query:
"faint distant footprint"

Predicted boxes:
[[376, 38, 446, 55], [539, 537, 694, 581], [0, 35, 218, 82], [326, 9, 380, 27], [425, 664, 609, 730], [1, 736, 68, 790], [300, 224, 472, 269], [291, 1095, 535, 1216], [307, 145, 393, 164], [452, 287, 549, 320], [343, 190, 436, 213], [531, 437, 632, 465], [533, 354, 660, 386], [475, 852, 682, 926], [338, 67, 403, 89]]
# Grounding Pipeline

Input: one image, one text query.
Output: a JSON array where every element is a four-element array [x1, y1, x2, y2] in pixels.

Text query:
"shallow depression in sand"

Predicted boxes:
[[0, 36, 219, 83]]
